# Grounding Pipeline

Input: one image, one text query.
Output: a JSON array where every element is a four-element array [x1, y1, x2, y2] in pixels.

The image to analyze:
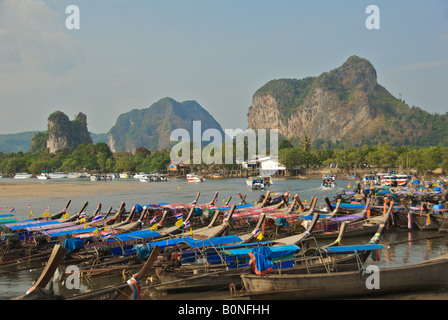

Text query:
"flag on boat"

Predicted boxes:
[[42, 206, 50, 217], [184, 220, 190, 228], [102, 231, 113, 238], [252, 228, 264, 240], [149, 216, 156, 225], [175, 213, 183, 220], [9, 207, 15, 213], [92, 214, 103, 223], [175, 218, 183, 227]]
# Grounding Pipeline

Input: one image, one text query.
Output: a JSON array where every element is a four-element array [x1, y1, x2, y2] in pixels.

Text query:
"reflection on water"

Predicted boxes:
[[1, 177, 447, 299]]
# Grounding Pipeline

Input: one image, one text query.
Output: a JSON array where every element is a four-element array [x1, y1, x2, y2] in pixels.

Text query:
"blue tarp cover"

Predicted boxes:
[[133, 235, 242, 252], [330, 215, 363, 222], [132, 235, 244, 259], [62, 238, 84, 254], [50, 227, 98, 237], [226, 244, 300, 259], [322, 244, 385, 254], [339, 203, 366, 208], [301, 214, 331, 220], [212, 204, 253, 210], [7, 220, 60, 230], [248, 246, 275, 276], [107, 229, 161, 242]]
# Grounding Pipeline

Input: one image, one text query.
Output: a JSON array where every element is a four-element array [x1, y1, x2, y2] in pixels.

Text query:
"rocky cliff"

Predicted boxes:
[[46, 111, 92, 153], [247, 55, 448, 147], [107, 97, 224, 152]]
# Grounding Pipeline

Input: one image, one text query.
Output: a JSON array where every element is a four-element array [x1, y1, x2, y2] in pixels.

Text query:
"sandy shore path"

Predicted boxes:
[[0, 181, 148, 198]]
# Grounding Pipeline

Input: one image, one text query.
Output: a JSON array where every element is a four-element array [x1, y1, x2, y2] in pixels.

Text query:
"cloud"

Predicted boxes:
[[0, 0, 81, 95]]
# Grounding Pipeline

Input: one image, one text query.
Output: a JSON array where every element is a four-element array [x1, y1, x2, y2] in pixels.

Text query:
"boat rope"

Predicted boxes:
[[127, 274, 141, 300]]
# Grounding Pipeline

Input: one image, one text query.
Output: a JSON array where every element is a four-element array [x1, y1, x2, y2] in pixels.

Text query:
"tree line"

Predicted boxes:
[[0, 138, 446, 176], [0, 143, 171, 175], [279, 138, 448, 175]]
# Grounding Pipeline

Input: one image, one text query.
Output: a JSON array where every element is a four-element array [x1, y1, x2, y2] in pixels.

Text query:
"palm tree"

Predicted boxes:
[[302, 135, 312, 153]]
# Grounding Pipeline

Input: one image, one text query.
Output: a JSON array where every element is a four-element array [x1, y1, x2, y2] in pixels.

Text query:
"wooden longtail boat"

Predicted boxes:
[[14, 243, 162, 300], [151, 209, 388, 293], [13, 244, 67, 300], [66, 245, 161, 300], [240, 253, 448, 300], [398, 200, 448, 231], [304, 198, 393, 240], [151, 222, 324, 292]]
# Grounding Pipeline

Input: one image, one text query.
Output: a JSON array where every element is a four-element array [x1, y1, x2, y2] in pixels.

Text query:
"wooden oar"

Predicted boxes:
[[25, 244, 66, 295]]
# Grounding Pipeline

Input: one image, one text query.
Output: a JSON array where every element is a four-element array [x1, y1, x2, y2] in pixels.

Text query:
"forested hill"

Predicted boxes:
[[107, 97, 224, 152], [248, 55, 448, 148], [0, 131, 38, 153]]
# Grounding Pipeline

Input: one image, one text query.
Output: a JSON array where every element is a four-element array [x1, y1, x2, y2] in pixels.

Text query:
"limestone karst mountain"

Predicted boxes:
[[247, 55, 448, 147], [107, 97, 224, 152]]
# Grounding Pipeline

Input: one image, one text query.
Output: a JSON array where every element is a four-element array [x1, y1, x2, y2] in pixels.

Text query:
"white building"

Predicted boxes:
[[241, 155, 292, 176]]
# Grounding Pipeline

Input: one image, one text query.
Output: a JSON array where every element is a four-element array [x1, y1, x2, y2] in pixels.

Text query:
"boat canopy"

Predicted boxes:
[[50, 227, 99, 238], [329, 214, 363, 222], [320, 244, 385, 254], [133, 234, 243, 253], [106, 229, 161, 242], [300, 214, 331, 220], [224, 244, 300, 259], [338, 203, 367, 208], [132, 235, 244, 260], [5, 220, 60, 230]]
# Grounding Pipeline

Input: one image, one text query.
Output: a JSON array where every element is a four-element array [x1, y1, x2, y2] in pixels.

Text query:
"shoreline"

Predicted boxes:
[[0, 181, 148, 198]]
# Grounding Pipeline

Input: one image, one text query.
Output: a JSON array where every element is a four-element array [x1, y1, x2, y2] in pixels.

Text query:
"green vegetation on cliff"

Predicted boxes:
[[252, 55, 448, 148], [108, 97, 224, 152]]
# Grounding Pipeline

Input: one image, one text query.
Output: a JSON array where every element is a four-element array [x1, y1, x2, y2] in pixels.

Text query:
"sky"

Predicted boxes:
[[0, 0, 447, 135]]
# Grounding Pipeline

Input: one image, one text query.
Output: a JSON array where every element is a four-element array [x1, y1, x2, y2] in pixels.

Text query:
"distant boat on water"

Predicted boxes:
[[67, 172, 82, 179], [49, 172, 68, 179], [187, 173, 205, 182], [14, 173, 32, 179], [37, 172, 51, 180]]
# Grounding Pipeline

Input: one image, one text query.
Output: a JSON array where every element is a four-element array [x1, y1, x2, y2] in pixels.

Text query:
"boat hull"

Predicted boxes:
[[241, 255, 448, 299]]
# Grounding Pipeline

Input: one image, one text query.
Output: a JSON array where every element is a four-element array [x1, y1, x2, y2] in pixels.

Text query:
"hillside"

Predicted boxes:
[[107, 97, 224, 152], [247, 55, 448, 148], [0, 131, 38, 153]]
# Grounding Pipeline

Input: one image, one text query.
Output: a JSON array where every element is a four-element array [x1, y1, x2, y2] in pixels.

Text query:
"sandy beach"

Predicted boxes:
[[0, 181, 148, 198]]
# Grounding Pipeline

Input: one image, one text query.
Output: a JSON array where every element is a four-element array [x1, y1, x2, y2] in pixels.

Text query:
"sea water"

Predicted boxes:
[[0, 177, 447, 299]]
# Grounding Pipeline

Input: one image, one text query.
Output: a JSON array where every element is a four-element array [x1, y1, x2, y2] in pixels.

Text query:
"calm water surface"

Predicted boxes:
[[0, 177, 447, 299]]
